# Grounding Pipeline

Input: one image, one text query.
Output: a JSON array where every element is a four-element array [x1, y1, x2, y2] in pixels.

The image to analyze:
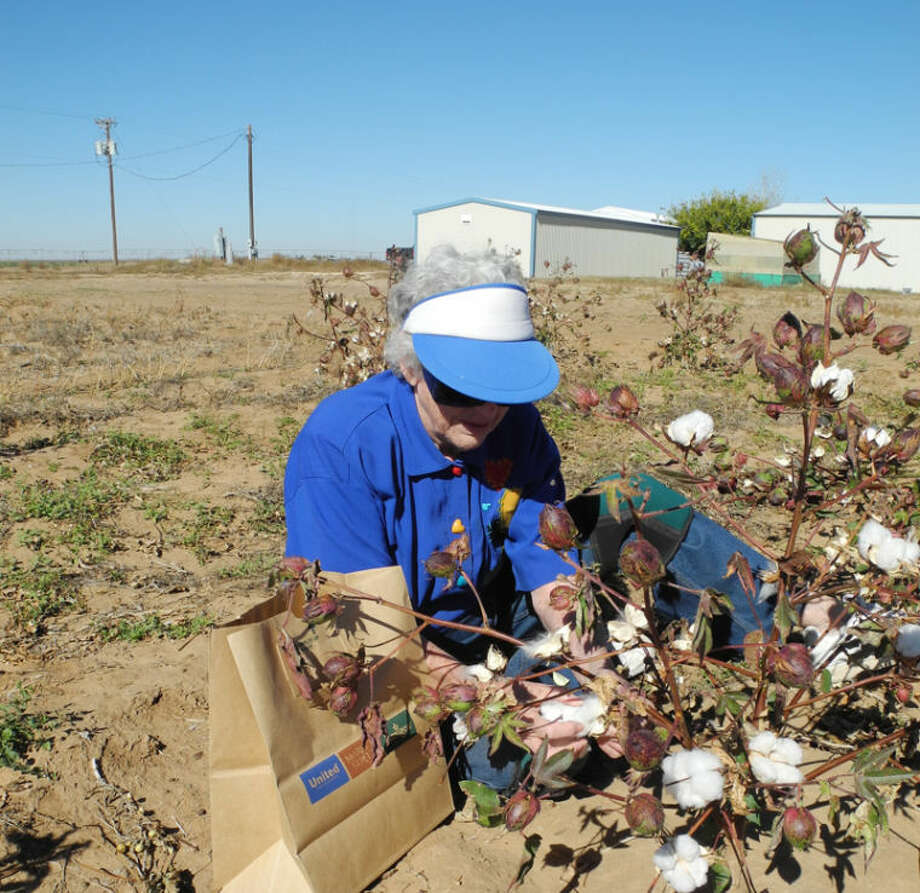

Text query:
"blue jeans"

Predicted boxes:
[[645, 511, 775, 648]]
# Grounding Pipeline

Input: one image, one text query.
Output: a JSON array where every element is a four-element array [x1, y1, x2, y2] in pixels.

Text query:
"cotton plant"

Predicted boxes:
[[579, 200, 920, 889]]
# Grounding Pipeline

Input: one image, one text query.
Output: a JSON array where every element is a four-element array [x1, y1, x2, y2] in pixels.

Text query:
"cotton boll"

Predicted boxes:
[[666, 410, 714, 448], [896, 623, 920, 659], [653, 835, 709, 893], [748, 731, 804, 785], [623, 602, 649, 629], [523, 625, 571, 659], [858, 519, 919, 573], [452, 714, 470, 744], [661, 749, 724, 809], [810, 362, 855, 403], [771, 737, 804, 766], [539, 693, 606, 737], [619, 645, 652, 677], [465, 663, 493, 682]]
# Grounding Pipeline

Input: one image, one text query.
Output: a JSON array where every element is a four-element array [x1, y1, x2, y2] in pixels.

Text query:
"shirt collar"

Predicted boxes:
[[390, 374, 493, 477], [391, 375, 454, 476]]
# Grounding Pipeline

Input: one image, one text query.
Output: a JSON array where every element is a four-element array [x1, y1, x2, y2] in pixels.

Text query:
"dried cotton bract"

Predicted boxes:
[[666, 410, 714, 449], [748, 730, 804, 785], [485, 645, 508, 673], [653, 835, 709, 893], [661, 748, 724, 809]]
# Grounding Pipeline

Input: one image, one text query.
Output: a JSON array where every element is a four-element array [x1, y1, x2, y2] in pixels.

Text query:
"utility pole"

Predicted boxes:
[[247, 124, 257, 261], [94, 118, 119, 265]]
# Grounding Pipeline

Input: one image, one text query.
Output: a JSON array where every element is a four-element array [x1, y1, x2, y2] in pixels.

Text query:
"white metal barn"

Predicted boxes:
[[413, 198, 679, 278], [751, 203, 920, 293]]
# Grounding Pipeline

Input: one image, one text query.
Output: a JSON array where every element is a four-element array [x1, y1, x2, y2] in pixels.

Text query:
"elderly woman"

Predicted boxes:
[[285, 245, 612, 789]]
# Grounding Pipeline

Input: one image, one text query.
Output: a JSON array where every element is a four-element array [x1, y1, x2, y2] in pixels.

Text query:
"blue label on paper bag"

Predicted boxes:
[[299, 754, 349, 804]]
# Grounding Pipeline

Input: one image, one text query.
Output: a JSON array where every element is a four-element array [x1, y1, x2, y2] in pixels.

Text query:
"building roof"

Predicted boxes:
[[591, 205, 675, 225], [414, 197, 678, 229], [755, 202, 920, 218]]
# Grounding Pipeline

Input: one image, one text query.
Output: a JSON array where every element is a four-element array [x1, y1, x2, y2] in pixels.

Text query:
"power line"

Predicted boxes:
[[0, 126, 247, 168], [0, 102, 96, 121], [118, 127, 246, 161], [114, 134, 244, 181], [0, 158, 99, 168]]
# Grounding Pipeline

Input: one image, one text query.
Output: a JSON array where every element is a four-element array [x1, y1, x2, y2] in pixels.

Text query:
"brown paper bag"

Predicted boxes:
[[209, 565, 454, 891]]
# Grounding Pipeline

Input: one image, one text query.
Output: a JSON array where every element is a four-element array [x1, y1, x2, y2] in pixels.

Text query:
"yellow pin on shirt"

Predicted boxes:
[[451, 518, 465, 534]]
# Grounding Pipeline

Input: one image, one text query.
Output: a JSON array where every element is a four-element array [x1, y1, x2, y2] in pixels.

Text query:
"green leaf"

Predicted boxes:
[[743, 794, 762, 827], [692, 613, 713, 657], [774, 592, 796, 641], [820, 668, 832, 693], [491, 714, 527, 755], [710, 860, 733, 893], [575, 593, 589, 637], [540, 748, 575, 778], [716, 692, 743, 717], [459, 780, 501, 826], [860, 768, 917, 786]]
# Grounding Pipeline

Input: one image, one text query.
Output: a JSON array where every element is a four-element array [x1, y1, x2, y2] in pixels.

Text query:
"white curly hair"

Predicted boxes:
[[383, 244, 526, 375]]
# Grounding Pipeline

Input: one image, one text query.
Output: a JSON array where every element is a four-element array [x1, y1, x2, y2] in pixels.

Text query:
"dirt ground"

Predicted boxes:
[[0, 265, 918, 892]]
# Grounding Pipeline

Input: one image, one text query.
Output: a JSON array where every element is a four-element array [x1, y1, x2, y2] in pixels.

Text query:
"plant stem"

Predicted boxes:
[[805, 728, 907, 781], [332, 582, 525, 649], [642, 584, 691, 747]]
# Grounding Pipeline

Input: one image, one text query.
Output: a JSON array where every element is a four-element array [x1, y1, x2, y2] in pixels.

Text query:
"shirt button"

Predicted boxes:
[[451, 465, 462, 476]]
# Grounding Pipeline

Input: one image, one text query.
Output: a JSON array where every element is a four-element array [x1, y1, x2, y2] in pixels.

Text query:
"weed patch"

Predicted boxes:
[[14, 470, 123, 524], [97, 612, 213, 643], [0, 685, 55, 774], [185, 412, 249, 451], [178, 502, 235, 562], [0, 556, 80, 631], [91, 430, 186, 481], [218, 552, 278, 579]]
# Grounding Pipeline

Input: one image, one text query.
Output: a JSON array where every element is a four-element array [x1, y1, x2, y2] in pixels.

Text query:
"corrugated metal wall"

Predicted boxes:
[[534, 213, 677, 278], [752, 215, 920, 293], [416, 203, 534, 273]]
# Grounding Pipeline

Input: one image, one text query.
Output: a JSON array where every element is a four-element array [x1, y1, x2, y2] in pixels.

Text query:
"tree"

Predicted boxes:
[[667, 190, 769, 254]]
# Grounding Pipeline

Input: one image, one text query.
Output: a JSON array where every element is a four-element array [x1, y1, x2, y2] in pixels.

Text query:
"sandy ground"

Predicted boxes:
[[0, 266, 918, 892]]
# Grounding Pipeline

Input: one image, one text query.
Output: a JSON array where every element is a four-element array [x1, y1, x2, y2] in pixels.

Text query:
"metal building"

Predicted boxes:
[[414, 198, 679, 278], [752, 203, 920, 293]]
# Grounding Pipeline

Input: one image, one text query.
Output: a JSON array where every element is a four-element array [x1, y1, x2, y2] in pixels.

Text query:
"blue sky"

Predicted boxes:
[[2, 0, 917, 257]]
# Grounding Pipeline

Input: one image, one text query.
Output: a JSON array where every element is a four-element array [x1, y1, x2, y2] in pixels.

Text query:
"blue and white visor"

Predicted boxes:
[[403, 283, 559, 404]]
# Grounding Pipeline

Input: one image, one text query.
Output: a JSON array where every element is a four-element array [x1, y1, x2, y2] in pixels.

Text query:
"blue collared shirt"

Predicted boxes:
[[284, 371, 572, 624]]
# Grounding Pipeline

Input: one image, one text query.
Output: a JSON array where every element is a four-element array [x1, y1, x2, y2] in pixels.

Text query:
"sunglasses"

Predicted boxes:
[[422, 368, 490, 407]]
